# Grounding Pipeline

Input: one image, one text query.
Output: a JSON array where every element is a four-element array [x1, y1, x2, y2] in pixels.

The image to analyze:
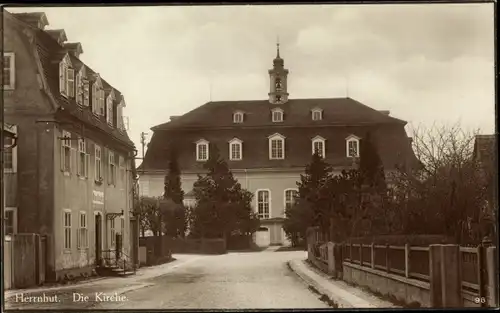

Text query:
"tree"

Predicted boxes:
[[190, 146, 259, 239], [163, 149, 187, 237], [284, 152, 333, 243], [136, 196, 163, 256], [390, 122, 490, 244]]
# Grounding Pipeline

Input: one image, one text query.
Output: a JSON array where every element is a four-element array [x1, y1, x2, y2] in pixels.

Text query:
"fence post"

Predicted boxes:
[[327, 242, 335, 276], [405, 243, 410, 278], [486, 246, 498, 307], [477, 244, 486, 307], [385, 244, 390, 274], [371, 243, 375, 269], [429, 244, 443, 307], [359, 244, 363, 266], [440, 244, 462, 308], [349, 242, 353, 262]]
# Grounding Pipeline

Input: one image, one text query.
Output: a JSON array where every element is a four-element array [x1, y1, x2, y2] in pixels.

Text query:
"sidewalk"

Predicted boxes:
[[288, 259, 399, 309], [5, 254, 205, 298]]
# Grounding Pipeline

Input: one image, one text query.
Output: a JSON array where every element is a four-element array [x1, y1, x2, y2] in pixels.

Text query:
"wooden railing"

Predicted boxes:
[[102, 249, 136, 275]]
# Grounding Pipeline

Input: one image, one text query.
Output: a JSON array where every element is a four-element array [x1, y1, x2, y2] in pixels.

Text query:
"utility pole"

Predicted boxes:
[[139, 132, 148, 162]]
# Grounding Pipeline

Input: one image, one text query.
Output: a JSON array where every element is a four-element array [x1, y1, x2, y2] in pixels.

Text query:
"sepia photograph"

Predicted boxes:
[[1, 2, 497, 310]]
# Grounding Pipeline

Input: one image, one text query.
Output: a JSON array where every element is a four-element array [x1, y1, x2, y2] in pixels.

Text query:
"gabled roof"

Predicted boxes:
[[152, 97, 406, 131], [19, 15, 133, 148]]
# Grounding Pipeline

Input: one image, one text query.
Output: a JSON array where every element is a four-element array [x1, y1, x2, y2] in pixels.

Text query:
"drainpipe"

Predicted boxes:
[[244, 169, 249, 189]]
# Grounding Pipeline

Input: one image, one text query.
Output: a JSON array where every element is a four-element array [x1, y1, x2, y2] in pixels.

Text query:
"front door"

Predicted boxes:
[[95, 213, 102, 266]]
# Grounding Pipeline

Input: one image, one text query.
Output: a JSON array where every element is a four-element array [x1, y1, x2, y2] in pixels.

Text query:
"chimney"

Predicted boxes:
[[46, 29, 68, 45], [63, 42, 84, 58], [14, 12, 49, 30], [170, 116, 180, 121], [379, 110, 390, 116]]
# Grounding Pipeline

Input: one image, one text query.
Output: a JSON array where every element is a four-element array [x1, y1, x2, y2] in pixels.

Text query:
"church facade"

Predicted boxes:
[[138, 45, 418, 246]]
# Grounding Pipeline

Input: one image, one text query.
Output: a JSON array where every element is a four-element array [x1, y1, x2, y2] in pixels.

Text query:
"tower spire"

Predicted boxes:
[[276, 35, 280, 58]]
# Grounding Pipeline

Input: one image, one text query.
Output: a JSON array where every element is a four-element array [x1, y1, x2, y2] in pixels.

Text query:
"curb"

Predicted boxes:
[[288, 259, 380, 309]]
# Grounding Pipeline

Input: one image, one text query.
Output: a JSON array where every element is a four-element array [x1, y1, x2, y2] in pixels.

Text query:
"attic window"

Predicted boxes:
[[346, 135, 360, 158], [106, 95, 114, 127], [233, 112, 244, 124], [271, 108, 284, 123], [59, 54, 73, 98], [229, 138, 243, 161], [312, 109, 323, 121], [268, 133, 285, 160]]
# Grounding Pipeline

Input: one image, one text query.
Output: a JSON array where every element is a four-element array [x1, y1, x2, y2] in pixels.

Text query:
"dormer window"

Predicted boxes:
[[271, 108, 284, 122], [268, 133, 285, 160], [312, 108, 323, 121], [228, 138, 243, 161], [346, 135, 360, 158], [312, 136, 326, 158], [233, 112, 244, 124], [58, 54, 73, 98], [196, 139, 209, 161]]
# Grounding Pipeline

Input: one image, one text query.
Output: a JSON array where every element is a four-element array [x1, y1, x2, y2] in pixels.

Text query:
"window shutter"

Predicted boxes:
[[67, 68, 75, 97], [83, 81, 89, 106], [71, 143, 77, 174], [59, 63, 65, 94], [60, 140, 65, 171]]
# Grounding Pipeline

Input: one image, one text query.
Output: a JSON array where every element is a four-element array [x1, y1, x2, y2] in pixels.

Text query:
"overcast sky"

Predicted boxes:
[[7, 4, 495, 162]]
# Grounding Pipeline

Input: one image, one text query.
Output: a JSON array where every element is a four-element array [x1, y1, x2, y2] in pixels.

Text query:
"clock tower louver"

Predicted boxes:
[[268, 42, 289, 104]]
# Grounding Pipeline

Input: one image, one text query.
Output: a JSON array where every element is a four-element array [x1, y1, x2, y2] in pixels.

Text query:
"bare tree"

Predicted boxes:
[[390, 122, 492, 244]]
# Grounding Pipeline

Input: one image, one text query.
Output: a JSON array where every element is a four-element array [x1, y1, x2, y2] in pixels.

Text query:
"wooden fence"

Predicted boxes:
[[309, 232, 498, 308]]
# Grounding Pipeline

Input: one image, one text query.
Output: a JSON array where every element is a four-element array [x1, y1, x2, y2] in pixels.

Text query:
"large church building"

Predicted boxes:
[[138, 45, 417, 247]]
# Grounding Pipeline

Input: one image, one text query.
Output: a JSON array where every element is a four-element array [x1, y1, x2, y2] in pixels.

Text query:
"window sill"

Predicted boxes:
[[78, 247, 89, 251], [3, 85, 14, 90], [63, 171, 71, 177], [63, 249, 72, 254], [4, 169, 16, 173], [94, 179, 103, 186], [77, 175, 88, 180], [229, 159, 242, 161], [196, 159, 208, 162], [108, 183, 116, 187]]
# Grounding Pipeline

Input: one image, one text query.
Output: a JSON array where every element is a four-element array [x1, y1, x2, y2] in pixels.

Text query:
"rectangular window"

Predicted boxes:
[[271, 139, 284, 159], [67, 68, 75, 98], [99, 90, 105, 116], [312, 110, 322, 121], [76, 73, 83, 105], [61, 131, 72, 173], [77, 212, 88, 249], [110, 219, 116, 247], [106, 97, 114, 126], [64, 210, 72, 250], [348, 140, 359, 157], [197, 144, 208, 161], [3, 53, 15, 89], [117, 106, 124, 130], [272, 111, 283, 122], [285, 189, 298, 211], [77, 139, 88, 177], [313, 141, 324, 157], [4, 209, 16, 235], [119, 156, 125, 183], [95, 145, 102, 181], [230, 143, 241, 160], [108, 150, 116, 185], [92, 84, 98, 114], [257, 190, 270, 219], [4, 137, 13, 170], [59, 62, 67, 95], [83, 80, 90, 106]]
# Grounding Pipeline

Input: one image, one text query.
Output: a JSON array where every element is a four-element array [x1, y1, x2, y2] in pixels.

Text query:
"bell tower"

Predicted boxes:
[[268, 40, 289, 104]]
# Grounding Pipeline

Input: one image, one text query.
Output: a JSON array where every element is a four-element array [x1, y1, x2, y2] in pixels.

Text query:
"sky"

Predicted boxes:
[[7, 4, 495, 165]]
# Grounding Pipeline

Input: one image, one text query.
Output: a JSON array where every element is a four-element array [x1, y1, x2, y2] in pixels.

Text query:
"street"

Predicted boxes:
[[5, 249, 329, 310]]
